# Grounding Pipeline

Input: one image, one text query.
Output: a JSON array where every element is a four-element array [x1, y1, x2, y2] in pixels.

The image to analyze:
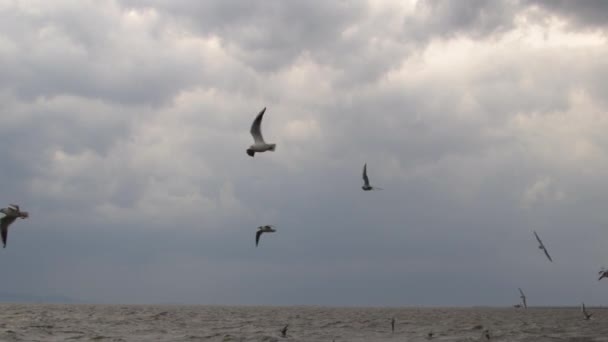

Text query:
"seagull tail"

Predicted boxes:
[[246, 149, 255, 157], [268, 144, 276, 152]]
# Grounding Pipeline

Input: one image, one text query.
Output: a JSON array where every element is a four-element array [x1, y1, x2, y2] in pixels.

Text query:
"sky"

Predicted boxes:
[[0, 0, 607, 306]]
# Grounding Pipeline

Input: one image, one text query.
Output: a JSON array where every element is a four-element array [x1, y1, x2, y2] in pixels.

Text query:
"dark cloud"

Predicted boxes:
[[523, 0, 608, 29], [0, 1, 606, 306], [406, 0, 518, 40]]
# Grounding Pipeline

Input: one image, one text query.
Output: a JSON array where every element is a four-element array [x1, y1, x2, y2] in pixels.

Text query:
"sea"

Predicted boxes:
[[0, 304, 605, 341]]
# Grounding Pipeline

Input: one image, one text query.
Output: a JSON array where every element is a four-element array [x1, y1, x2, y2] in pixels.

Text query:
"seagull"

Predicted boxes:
[[598, 268, 608, 281], [362, 163, 382, 191], [533, 231, 553, 262], [246, 107, 276, 157], [518, 288, 527, 309], [391, 317, 395, 332], [0, 204, 29, 248], [255, 225, 276, 247], [280, 324, 288, 337], [483, 329, 491, 340], [582, 302, 592, 320]]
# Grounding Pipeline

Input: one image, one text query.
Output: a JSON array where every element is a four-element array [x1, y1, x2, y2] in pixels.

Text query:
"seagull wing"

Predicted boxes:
[[255, 230, 263, 247], [518, 288, 527, 308], [362, 163, 370, 186], [250, 108, 267, 144], [543, 247, 553, 262], [533, 231, 544, 247], [0, 216, 14, 248]]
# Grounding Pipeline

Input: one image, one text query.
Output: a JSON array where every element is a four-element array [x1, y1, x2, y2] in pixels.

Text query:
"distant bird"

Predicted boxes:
[[362, 163, 382, 191], [391, 317, 395, 332], [582, 302, 592, 320], [598, 268, 608, 281], [518, 288, 527, 309], [427, 332, 434, 339], [256, 225, 276, 247], [483, 329, 490, 340], [533, 231, 553, 262], [0, 204, 29, 248], [280, 324, 288, 337], [246, 107, 276, 157], [513, 304, 522, 309]]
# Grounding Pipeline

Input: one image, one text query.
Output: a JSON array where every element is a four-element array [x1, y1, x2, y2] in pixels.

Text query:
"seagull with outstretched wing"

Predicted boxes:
[[582, 302, 593, 320], [362, 163, 382, 191], [533, 231, 553, 262], [255, 225, 276, 247], [0, 204, 29, 248], [246, 107, 276, 157], [518, 288, 527, 309]]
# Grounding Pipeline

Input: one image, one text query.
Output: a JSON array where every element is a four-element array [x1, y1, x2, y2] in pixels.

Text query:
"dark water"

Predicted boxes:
[[0, 304, 605, 341]]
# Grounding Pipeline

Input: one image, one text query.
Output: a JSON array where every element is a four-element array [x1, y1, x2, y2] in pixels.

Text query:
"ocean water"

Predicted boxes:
[[0, 304, 605, 342]]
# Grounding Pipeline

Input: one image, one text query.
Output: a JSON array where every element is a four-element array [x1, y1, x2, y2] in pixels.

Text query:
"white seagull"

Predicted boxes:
[[533, 231, 553, 262], [582, 302, 593, 320], [256, 225, 276, 247], [0, 204, 29, 248], [518, 288, 527, 309], [246, 107, 276, 157], [362, 163, 382, 191]]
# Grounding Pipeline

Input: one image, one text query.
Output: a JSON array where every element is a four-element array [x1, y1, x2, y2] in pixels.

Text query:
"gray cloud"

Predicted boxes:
[[0, 0, 607, 306], [406, 0, 518, 40], [524, 0, 608, 29]]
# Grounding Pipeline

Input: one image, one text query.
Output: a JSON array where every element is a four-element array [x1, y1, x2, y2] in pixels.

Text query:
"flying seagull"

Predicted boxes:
[[280, 324, 288, 337], [582, 302, 593, 320], [598, 268, 608, 281], [483, 329, 491, 340], [255, 225, 276, 247], [533, 231, 553, 262], [518, 288, 527, 309], [0, 204, 29, 248], [362, 163, 382, 191], [246, 107, 276, 157]]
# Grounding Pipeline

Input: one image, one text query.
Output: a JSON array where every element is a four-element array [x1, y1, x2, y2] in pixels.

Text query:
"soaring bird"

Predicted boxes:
[[582, 302, 593, 320], [255, 225, 276, 247], [518, 288, 527, 309], [0, 204, 29, 248], [598, 268, 608, 281], [280, 324, 288, 337], [362, 163, 382, 191], [246, 107, 276, 157], [533, 231, 553, 262]]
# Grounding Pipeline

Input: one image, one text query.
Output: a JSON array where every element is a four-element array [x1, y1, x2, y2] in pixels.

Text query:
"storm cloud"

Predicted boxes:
[[0, 0, 607, 306]]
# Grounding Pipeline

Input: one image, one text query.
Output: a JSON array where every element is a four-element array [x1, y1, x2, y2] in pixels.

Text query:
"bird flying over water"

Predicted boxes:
[[255, 225, 276, 247], [582, 302, 592, 320], [518, 288, 527, 309], [362, 163, 382, 191], [246, 107, 276, 157], [533, 231, 553, 262], [391, 317, 395, 332], [0, 204, 29, 248], [280, 324, 288, 337]]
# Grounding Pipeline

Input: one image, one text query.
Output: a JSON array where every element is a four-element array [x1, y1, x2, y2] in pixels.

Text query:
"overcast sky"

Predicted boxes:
[[1, 0, 607, 306]]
